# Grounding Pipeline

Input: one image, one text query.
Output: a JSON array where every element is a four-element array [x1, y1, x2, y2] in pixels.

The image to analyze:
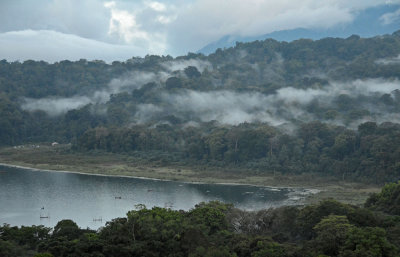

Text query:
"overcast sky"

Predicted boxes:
[[1, 0, 400, 62]]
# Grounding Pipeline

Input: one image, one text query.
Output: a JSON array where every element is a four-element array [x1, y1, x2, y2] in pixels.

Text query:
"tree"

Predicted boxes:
[[184, 66, 201, 78], [52, 220, 81, 240], [34, 253, 54, 257], [165, 77, 183, 89], [365, 181, 400, 215], [297, 199, 354, 239], [251, 241, 287, 257], [358, 122, 377, 136], [313, 215, 354, 256], [340, 227, 398, 257]]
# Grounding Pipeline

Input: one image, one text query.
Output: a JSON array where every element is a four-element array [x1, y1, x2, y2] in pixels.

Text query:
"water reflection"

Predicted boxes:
[[0, 165, 305, 229]]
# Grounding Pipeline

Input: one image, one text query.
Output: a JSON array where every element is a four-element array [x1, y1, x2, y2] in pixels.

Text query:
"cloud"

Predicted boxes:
[[20, 70, 169, 115], [103, 1, 177, 53], [105, 2, 152, 44], [0, 0, 180, 61], [160, 90, 286, 125], [133, 78, 400, 126], [134, 104, 164, 123], [376, 54, 400, 64], [0, 30, 146, 63], [21, 96, 93, 117], [19, 63, 400, 127], [19, 57, 212, 116], [380, 7, 400, 24], [276, 79, 400, 105], [166, 0, 394, 54], [145, 1, 167, 12], [0, 0, 110, 40], [0, 0, 398, 60], [107, 71, 170, 93], [161, 59, 212, 72]]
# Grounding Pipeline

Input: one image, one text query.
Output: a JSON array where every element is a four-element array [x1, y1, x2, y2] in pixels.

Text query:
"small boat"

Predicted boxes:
[[115, 196, 122, 199], [40, 207, 49, 218], [164, 202, 174, 209]]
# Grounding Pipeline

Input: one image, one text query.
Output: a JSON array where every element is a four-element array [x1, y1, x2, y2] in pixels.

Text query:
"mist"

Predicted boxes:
[[133, 78, 400, 127], [21, 96, 93, 117], [19, 58, 210, 116], [19, 56, 400, 129], [376, 54, 400, 65], [161, 59, 212, 73], [21, 71, 169, 116]]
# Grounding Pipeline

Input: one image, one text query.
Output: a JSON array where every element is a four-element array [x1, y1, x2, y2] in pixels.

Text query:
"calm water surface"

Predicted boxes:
[[0, 165, 311, 229]]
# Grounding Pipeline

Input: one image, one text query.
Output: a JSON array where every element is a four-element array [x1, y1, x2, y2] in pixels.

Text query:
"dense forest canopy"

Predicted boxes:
[[1, 31, 400, 182]]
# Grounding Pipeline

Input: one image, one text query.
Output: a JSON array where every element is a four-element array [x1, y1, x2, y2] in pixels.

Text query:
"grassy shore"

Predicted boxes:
[[0, 144, 381, 206]]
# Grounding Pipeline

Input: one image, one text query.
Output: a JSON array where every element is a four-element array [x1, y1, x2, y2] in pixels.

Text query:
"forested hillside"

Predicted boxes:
[[1, 31, 400, 182]]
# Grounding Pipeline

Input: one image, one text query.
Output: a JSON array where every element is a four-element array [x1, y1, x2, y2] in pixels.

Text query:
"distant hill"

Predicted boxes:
[[1, 30, 400, 183], [198, 4, 400, 55]]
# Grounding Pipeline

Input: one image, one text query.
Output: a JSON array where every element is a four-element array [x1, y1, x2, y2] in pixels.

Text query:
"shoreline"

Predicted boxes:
[[0, 162, 328, 208], [0, 162, 311, 190], [0, 162, 322, 207], [0, 160, 380, 206], [0, 145, 382, 206]]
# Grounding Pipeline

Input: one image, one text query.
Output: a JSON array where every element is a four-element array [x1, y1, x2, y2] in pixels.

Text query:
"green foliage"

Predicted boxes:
[[365, 181, 400, 215], [184, 66, 201, 78], [52, 220, 81, 240], [296, 199, 355, 239], [188, 201, 232, 235], [340, 227, 398, 257], [34, 253, 54, 257], [73, 120, 400, 183], [3, 31, 400, 256], [0, 239, 26, 257], [0, 224, 51, 249], [251, 241, 286, 257], [1, 32, 400, 185], [1, 190, 400, 257], [165, 76, 183, 89], [313, 215, 355, 256]]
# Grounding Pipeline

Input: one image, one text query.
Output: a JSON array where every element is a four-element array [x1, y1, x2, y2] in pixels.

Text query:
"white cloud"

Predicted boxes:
[[161, 59, 212, 72], [145, 1, 167, 12], [0, 0, 398, 60], [104, 1, 169, 53], [166, 0, 395, 54], [21, 96, 93, 117], [0, 0, 110, 40], [20, 70, 170, 116], [0, 30, 145, 63], [105, 2, 149, 43], [380, 8, 400, 24], [376, 54, 400, 64], [161, 90, 287, 125], [134, 78, 400, 126], [157, 15, 176, 25]]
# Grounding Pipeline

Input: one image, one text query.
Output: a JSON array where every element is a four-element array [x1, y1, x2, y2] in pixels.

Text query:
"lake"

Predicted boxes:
[[0, 165, 314, 229]]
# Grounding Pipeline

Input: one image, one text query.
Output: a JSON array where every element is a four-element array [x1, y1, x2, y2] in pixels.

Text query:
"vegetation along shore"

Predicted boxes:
[[0, 144, 381, 206]]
